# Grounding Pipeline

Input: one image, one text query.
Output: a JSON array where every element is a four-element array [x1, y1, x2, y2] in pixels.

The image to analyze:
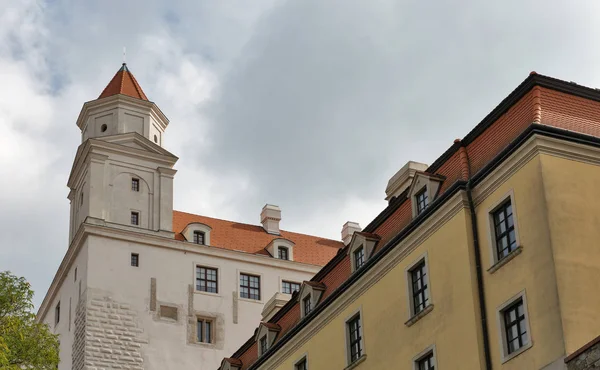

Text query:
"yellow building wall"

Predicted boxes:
[[274, 209, 485, 370], [539, 154, 600, 355], [476, 155, 565, 369]]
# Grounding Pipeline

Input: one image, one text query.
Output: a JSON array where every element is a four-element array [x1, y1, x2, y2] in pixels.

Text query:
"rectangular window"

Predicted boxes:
[[503, 298, 528, 355], [74, 267, 77, 282], [278, 247, 289, 260], [492, 200, 517, 261], [347, 314, 363, 363], [416, 352, 435, 370], [193, 231, 205, 245], [303, 295, 312, 315], [354, 247, 365, 270], [55, 301, 61, 326], [259, 335, 268, 355], [131, 253, 139, 267], [131, 211, 139, 226], [196, 318, 213, 344], [410, 261, 429, 315], [240, 273, 261, 300], [282, 281, 301, 294], [196, 266, 218, 293], [131, 178, 140, 192], [295, 358, 307, 370], [416, 187, 429, 214]]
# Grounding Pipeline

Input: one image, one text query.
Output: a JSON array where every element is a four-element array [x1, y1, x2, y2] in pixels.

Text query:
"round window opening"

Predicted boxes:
[[100, 124, 107, 132], [154, 135, 158, 143]]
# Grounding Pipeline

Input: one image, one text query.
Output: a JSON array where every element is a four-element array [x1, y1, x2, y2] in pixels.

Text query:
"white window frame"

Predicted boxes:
[[412, 344, 437, 370], [496, 290, 533, 363], [344, 306, 366, 367], [405, 252, 433, 321], [486, 189, 522, 269]]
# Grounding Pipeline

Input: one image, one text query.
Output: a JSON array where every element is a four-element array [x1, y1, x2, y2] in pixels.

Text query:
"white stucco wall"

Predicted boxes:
[[82, 234, 317, 370]]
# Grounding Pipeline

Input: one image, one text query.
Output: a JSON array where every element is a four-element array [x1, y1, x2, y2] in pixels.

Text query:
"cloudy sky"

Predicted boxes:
[[2, 0, 600, 307]]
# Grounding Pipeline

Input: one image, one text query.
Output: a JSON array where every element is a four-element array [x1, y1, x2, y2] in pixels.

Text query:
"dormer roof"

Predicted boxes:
[[98, 63, 149, 101]]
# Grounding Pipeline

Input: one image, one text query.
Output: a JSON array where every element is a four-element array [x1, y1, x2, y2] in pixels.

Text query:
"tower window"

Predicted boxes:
[[100, 124, 107, 132], [154, 134, 158, 143], [74, 267, 77, 282], [131, 178, 140, 192], [193, 231, 205, 245], [131, 253, 139, 267], [131, 211, 139, 225], [55, 301, 61, 326], [80, 192, 83, 208]]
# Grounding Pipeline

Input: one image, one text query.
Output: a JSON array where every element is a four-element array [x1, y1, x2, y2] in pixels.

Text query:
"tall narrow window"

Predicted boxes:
[[415, 187, 429, 214], [197, 318, 213, 344], [278, 247, 289, 260], [131, 211, 139, 226], [493, 200, 517, 261], [131, 178, 140, 192], [131, 253, 139, 267], [79, 192, 83, 208], [303, 294, 312, 315], [410, 261, 429, 315], [240, 273, 261, 300], [55, 301, 61, 326], [193, 231, 205, 245], [503, 298, 528, 354], [295, 358, 308, 370], [354, 247, 365, 270], [259, 335, 268, 355], [416, 352, 435, 370], [196, 266, 218, 293], [347, 314, 363, 363], [282, 281, 301, 294], [74, 267, 77, 282]]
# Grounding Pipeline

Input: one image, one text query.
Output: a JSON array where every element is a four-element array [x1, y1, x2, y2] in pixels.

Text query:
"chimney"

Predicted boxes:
[[261, 204, 281, 235], [385, 161, 428, 201], [261, 292, 290, 321], [341, 221, 361, 245]]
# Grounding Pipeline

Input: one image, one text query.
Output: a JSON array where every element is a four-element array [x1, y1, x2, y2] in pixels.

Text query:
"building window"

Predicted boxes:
[[278, 247, 289, 260], [79, 192, 83, 208], [131, 178, 140, 192], [197, 318, 213, 344], [303, 294, 312, 315], [131, 211, 139, 225], [410, 260, 429, 315], [259, 335, 268, 355], [282, 281, 301, 295], [415, 187, 429, 214], [131, 253, 139, 267], [55, 301, 60, 326], [416, 351, 435, 370], [240, 273, 261, 300], [196, 266, 218, 293], [193, 231, 205, 245], [502, 298, 529, 355], [346, 314, 363, 364], [295, 358, 307, 370], [74, 267, 77, 282], [492, 200, 517, 261], [354, 246, 365, 270]]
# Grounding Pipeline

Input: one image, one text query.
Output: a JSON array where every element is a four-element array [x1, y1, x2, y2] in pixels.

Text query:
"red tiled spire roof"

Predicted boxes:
[[98, 63, 149, 101]]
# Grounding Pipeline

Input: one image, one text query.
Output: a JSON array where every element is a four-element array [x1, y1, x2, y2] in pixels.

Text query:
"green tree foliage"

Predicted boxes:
[[0, 271, 59, 369]]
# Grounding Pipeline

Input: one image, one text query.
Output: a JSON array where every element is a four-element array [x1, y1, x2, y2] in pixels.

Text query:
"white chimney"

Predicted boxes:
[[341, 221, 361, 245], [385, 161, 428, 201], [261, 204, 281, 235]]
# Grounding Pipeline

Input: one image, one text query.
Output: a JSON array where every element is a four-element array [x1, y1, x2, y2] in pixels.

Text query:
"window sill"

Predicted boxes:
[[344, 355, 367, 370], [488, 246, 522, 274], [237, 296, 263, 304], [190, 341, 216, 349], [501, 341, 532, 364], [405, 304, 434, 327], [194, 290, 221, 298]]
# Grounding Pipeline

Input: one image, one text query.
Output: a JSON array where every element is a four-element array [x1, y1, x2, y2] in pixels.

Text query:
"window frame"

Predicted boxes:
[[496, 290, 532, 363], [487, 190, 522, 269], [294, 355, 309, 370], [345, 310, 365, 366], [193, 230, 206, 245], [196, 317, 214, 344], [405, 253, 433, 323], [130, 211, 140, 226], [55, 301, 61, 326], [239, 272, 262, 302], [195, 265, 218, 294], [259, 335, 268, 356], [413, 345, 437, 370], [278, 246, 289, 260], [281, 280, 301, 295], [303, 294, 312, 316], [131, 253, 139, 267], [131, 178, 140, 192], [353, 246, 365, 270], [415, 186, 429, 215]]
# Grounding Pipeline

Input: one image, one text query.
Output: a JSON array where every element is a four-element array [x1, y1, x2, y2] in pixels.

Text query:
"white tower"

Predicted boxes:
[[67, 63, 178, 241]]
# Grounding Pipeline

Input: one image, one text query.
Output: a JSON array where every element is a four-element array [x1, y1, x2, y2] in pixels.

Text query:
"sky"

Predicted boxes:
[[2, 0, 600, 308]]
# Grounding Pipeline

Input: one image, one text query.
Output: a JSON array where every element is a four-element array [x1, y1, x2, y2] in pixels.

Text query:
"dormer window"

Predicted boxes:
[[255, 322, 281, 357], [415, 187, 428, 214], [278, 247, 289, 260], [354, 246, 365, 270], [220, 358, 242, 370], [299, 281, 326, 318], [259, 335, 268, 355], [193, 231, 205, 245]]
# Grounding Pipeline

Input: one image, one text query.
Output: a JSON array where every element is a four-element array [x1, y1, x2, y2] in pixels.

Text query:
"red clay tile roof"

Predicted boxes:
[[302, 281, 326, 290], [227, 73, 600, 370], [98, 63, 149, 101], [172, 210, 343, 266], [260, 322, 281, 331]]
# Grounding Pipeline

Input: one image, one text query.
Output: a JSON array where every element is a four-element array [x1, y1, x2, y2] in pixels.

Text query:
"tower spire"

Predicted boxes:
[[98, 63, 148, 101]]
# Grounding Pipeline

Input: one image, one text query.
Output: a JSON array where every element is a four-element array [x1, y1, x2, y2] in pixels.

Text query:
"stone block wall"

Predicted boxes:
[[567, 337, 600, 370]]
